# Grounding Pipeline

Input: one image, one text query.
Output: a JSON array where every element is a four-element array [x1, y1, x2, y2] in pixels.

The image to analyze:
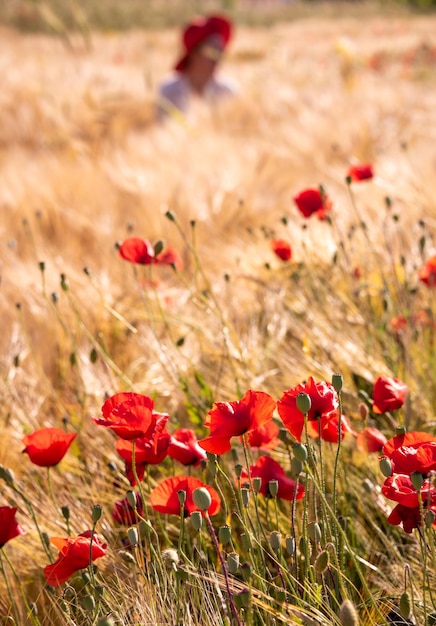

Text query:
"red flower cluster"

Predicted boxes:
[[277, 377, 339, 442], [119, 238, 183, 270], [44, 531, 107, 586], [372, 376, 408, 414], [150, 476, 220, 517], [22, 428, 76, 467], [293, 188, 332, 220], [167, 428, 207, 466], [199, 390, 276, 455], [240, 455, 305, 501], [347, 163, 374, 182], [381, 431, 436, 533], [271, 239, 292, 262], [0, 507, 26, 549], [419, 255, 436, 287]]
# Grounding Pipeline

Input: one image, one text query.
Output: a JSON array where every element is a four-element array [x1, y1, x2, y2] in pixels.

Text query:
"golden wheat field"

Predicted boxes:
[[1, 8, 436, 625]]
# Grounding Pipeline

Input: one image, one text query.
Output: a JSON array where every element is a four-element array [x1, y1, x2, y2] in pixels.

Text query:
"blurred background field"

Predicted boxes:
[[1, 3, 436, 623]]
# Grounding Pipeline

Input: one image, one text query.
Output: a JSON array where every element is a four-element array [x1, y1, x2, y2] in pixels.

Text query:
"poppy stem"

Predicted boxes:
[[204, 512, 243, 626], [1, 548, 41, 626]]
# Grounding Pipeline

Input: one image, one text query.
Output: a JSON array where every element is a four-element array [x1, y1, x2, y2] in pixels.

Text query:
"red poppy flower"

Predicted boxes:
[[44, 531, 107, 587], [94, 392, 156, 440], [271, 239, 292, 262], [382, 474, 436, 509], [245, 421, 281, 450], [387, 503, 436, 534], [315, 413, 357, 443], [198, 390, 276, 455], [240, 456, 305, 501], [419, 255, 436, 287], [0, 507, 26, 549], [117, 432, 171, 486], [112, 492, 144, 525], [293, 188, 332, 220], [22, 428, 77, 467], [150, 476, 220, 517], [356, 427, 387, 453], [155, 246, 184, 271], [382, 431, 436, 475], [372, 376, 408, 414], [347, 163, 374, 182], [167, 428, 207, 466], [119, 238, 155, 265], [277, 377, 339, 442]]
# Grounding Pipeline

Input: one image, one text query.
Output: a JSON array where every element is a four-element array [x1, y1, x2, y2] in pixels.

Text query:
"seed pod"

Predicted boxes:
[[190, 511, 202, 531], [219, 525, 232, 546], [285, 536, 296, 557], [241, 487, 250, 507], [268, 480, 279, 498], [227, 552, 240, 575], [269, 531, 281, 552], [399, 591, 411, 620], [127, 527, 139, 547], [293, 443, 308, 463], [379, 457, 393, 478], [193, 488, 211, 512], [410, 471, 424, 491], [252, 477, 262, 494], [296, 392, 312, 414], [338, 599, 359, 626], [315, 550, 329, 574], [332, 373, 343, 392], [307, 522, 322, 544]]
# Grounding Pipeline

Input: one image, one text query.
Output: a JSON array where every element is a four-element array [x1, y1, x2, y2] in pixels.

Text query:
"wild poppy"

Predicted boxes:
[[356, 427, 387, 453], [387, 503, 436, 534], [119, 237, 155, 265], [347, 163, 374, 182], [419, 255, 436, 287], [112, 492, 144, 526], [155, 246, 184, 271], [240, 455, 305, 501], [44, 531, 107, 587], [167, 428, 207, 466], [293, 188, 332, 220], [199, 390, 276, 455], [117, 432, 171, 485], [383, 431, 436, 475], [245, 421, 281, 450], [271, 239, 292, 262], [150, 476, 220, 517], [277, 377, 339, 442], [372, 376, 408, 414], [382, 474, 436, 509], [22, 428, 76, 467], [316, 413, 357, 443], [94, 392, 156, 440], [0, 507, 26, 549]]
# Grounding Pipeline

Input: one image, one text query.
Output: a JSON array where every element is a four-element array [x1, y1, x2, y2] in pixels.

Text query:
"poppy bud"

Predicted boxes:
[[315, 549, 329, 574], [293, 443, 308, 463], [268, 480, 279, 498], [240, 533, 252, 551], [252, 477, 262, 494], [92, 504, 103, 523], [285, 536, 296, 556], [241, 488, 250, 508], [308, 522, 322, 544], [358, 403, 369, 420], [396, 425, 407, 436], [165, 210, 176, 222], [269, 531, 281, 552], [296, 392, 312, 414], [332, 373, 343, 392], [154, 240, 164, 256], [126, 491, 137, 509], [410, 472, 423, 491], [193, 487, 212, 512], [379, 457, 393, 477], [399, 590, 411, 620], [127, 526, 139, 547], [425, 509, 435, 529], [278, 428, 291, 443], [227, 552, 239, 574], [80, 595, 96, 612], [234, 464, 243, 478], [61, 506, 70, 521], [218, 525, 232, 546], [119, 550, 136, 564], [190, 511, 202, 531], [0, 466, 15, 486], [338, 599, 359, 626]]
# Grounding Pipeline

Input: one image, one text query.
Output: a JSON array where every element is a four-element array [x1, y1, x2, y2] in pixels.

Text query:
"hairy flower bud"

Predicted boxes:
[[193, 487, 212, 512]]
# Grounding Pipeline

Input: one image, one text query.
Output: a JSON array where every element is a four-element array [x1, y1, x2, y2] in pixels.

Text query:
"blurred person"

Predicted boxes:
[[157, 14, 237, 121]]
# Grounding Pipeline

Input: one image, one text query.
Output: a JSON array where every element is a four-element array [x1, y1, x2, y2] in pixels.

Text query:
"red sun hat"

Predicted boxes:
[[175, 14, 233, 72]]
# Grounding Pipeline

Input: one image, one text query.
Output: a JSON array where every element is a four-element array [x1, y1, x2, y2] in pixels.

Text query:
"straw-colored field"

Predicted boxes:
[[1, 10, 436, 625]]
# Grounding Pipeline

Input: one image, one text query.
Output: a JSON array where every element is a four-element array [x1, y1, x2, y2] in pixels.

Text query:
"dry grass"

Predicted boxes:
[[1, 10, 436, 625]]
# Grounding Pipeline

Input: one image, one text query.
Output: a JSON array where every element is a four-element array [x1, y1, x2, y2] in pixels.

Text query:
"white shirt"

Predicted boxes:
[[157, 73, 237, 121]]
